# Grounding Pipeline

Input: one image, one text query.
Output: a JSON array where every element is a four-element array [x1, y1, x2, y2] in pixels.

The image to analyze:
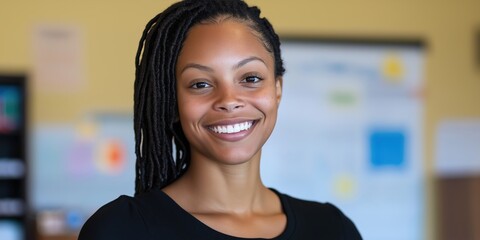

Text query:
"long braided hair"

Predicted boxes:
[[134, 0, 285, 195]]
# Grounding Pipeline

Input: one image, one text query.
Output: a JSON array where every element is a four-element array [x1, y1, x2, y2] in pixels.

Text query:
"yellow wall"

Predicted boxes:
[[1, 1, 479, 239]]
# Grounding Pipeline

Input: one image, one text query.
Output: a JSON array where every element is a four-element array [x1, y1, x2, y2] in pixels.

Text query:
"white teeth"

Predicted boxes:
[[210, 121, 253, 134]]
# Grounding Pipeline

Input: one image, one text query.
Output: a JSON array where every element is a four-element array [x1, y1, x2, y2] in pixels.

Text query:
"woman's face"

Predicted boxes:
[[175, 19, 282, 166]]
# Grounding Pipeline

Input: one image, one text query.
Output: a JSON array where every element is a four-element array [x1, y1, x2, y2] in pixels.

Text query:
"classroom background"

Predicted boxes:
[[1, 0, 479, 239]]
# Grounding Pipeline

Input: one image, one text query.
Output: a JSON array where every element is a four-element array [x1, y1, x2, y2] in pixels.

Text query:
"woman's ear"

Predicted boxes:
[[275, 76, 283, 106]]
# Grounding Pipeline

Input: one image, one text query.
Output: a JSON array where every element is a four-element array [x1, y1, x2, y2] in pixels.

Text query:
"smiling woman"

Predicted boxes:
[[78, 0, 362, 239], [175, 20, 281, 167]]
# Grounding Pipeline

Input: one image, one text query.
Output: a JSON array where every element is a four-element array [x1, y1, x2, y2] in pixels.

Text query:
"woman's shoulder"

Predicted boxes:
[[274, 190, 363, 239], [272, 189, 335, 216], [78, 190, 177, 240], [78, 195, 151, 239], [281, 192, 342, 217]]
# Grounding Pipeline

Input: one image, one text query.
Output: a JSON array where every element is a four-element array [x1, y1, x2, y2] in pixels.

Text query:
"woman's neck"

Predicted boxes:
[[163, 151, 271, 214]]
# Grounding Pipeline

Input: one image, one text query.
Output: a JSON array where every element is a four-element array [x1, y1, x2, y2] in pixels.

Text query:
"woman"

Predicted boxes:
[[79, 0, 362, 239]]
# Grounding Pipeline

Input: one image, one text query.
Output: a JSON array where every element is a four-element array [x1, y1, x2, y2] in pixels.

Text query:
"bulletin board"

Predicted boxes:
[[31, 115, 136, 215], [261, 38, 425, 240]]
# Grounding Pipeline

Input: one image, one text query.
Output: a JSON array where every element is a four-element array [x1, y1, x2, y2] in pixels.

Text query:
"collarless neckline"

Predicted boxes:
[[154, 188, 295, 240]]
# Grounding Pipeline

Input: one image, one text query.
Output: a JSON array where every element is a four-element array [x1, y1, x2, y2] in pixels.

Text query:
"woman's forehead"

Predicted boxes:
[[178, 20, 273, 65]]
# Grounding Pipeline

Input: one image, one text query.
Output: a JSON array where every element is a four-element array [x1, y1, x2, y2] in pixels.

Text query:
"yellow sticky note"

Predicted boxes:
[[333, 174, 357, 200], [76, 120, 97, 140], [382, 53, 404, 82]]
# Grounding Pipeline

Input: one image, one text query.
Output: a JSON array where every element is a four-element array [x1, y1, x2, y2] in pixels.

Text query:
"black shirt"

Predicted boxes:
[[79, 189, 362, 239]]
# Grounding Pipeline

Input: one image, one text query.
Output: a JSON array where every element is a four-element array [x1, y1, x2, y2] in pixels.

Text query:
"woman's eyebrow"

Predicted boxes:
[[233, 56, 266, 70], [180, 63, 214, 74], [180, 56, 266, 74]]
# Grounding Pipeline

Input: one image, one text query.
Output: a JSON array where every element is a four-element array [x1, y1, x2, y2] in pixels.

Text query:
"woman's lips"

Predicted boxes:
[[208, 120, 254, 134], [206, 120, 257, 141]]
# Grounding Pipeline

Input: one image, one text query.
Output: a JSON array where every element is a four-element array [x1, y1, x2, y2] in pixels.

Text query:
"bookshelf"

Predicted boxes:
[[0, 74, 28, 240]]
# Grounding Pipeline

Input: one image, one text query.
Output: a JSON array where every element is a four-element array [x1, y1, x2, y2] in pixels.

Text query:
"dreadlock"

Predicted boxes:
[[134, 0, 285, 195]]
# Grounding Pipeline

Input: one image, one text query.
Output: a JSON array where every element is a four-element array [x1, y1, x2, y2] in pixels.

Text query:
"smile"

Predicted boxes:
[[208, 121, 254, 134]]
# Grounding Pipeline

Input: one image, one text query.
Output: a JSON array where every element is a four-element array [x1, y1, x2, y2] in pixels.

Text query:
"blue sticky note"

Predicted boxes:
[[369, 130, 406, 168]]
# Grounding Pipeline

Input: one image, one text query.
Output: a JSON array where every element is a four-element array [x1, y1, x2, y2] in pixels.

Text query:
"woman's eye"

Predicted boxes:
[[243, 75, 263, 83], [190, 81, 211, 89]]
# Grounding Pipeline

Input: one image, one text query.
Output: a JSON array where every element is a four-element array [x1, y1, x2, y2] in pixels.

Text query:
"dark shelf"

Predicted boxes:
[[0, 74, 28, 240], [0, 158, 25, 179]]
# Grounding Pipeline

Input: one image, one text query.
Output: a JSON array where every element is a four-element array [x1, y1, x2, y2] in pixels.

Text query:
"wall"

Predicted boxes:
[[1, 1, 479, 239]]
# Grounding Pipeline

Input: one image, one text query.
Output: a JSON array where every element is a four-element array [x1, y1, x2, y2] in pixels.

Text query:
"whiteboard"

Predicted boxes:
[[261, 40, 425, 240]]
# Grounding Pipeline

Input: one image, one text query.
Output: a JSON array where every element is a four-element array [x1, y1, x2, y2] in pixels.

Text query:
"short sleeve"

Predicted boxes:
[[78, 196, 151, 240], [331, 203, 362, 240]]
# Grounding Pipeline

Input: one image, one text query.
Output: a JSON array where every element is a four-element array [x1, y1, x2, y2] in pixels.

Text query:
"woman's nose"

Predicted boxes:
[[213, 86, 245, 112]]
